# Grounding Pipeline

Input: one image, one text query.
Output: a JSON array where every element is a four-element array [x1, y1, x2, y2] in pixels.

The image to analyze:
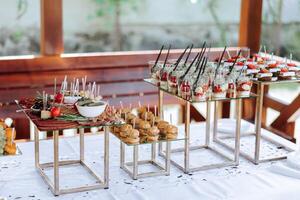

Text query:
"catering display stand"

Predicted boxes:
[[214, 78, 299, 164], [144, 78, 257, 173], [16, 102, 122, 196], [112, 133, 185, 179]]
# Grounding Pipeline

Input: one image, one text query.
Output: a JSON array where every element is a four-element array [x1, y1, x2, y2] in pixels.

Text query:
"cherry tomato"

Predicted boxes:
[[55, 93, 64, 103], [51, 107, 61, 118]]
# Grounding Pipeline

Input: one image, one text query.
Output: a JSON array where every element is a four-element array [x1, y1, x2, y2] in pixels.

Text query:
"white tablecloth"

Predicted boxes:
[[1, 122, 300, 200]]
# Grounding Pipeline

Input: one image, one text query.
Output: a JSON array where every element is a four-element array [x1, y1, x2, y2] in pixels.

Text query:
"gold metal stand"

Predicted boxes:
[[34, 124, 110, 196], [157, 90, 242, 173], [214, 80, 298, 164], [120, 142, 171, 179]]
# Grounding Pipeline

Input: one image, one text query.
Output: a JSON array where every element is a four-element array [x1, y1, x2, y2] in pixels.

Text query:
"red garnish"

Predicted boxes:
[[169, 75, 177, 83], [268, 63, 277, 68], [54, 93, 64, 103], [280, 68, 288, 72], [259, 69, 269, 73], [236, 62, 244, 66], [213, 85, 222, 93], [50, 107, 61, 118], [247, 64, 257, 69], [287, 63, 296, 67], [161, 72, 168, 81]]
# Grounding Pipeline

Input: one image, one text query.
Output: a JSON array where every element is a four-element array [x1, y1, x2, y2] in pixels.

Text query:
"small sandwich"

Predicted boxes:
[[257, 69, 273, 81], [121, 129, 140, 144], [140, 111, 154, 121], [137, 106, 147, 118], [157, 120, 169, 133], [145, 126, 160, 141], [164, 125, 178, 139], [126, 113, 137, 124], [278, 68, 295, 80], [119, 124, 133, 136]]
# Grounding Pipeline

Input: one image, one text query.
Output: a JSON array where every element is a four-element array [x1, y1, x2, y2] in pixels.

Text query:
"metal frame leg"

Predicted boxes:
[[213, 101, 218, 141], [133, 145, 139, 180], [206, 101, 211, 146], [34, 124, 40, 168], [254, 83, 263, 164], [53, 130, 59, 195], [104, 126, 109, 188], [235, 99, 242, 165], [165, 141, 171, 175], [151, 143, 156, 161], [79, 128, 84, 161], [184, 101, 190, 173], [158, 90, 164, 155], [120, 141, 125, 168]]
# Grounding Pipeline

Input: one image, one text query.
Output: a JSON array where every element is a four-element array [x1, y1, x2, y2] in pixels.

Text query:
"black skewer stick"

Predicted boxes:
[[195, 45, 207, 74], [172, 45, 190, 72], [193, 57, 208, 89], [183, 44, 194, 66], [228, 49, 242, 74], [201, 44, 211, 75], [195, 42, 207, 66], [151, 45, 164, 73], [180, 52, 200, 80], [214, 46, 227, 79], [162, 45, 171, 69]]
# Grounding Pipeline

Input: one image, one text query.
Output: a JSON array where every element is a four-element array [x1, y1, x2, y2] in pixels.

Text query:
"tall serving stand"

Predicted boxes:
[[16, 102, 122, 196], [144, 78, 257, 173], [214, 78, 299, 164]]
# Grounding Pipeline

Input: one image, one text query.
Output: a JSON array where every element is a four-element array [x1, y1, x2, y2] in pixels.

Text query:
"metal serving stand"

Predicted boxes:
[[214, 78, 299, 164], [16, 102, 122, 196], [144, 78, 257, 173]]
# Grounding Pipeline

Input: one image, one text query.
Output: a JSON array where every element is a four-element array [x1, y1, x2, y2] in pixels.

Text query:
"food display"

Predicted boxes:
[[0, 118, 17, 155], [147, 44, 299, 102], [17, 76, 124, 130], [111, 105, 179, 144]]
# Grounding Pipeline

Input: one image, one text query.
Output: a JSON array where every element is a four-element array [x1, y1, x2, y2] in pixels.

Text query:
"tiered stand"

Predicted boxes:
[[144, 78, 257, 173], [214, 78, 300, 164], [16, 102, 121, 196]]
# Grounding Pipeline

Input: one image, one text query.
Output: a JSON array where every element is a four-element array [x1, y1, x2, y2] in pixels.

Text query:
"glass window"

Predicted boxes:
[[261, 0, 300, 60], [63, 0, 241, 53], [0, 0, 40, 56]]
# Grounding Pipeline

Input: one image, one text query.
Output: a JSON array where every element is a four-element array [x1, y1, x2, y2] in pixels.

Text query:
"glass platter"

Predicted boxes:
[[144, 78, 258, 103], [252, 77, 300, 85]]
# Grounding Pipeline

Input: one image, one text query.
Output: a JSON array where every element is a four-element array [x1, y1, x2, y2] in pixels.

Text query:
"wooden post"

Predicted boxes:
[[238, 0, 263, 53], [40, 0, 64, 55]]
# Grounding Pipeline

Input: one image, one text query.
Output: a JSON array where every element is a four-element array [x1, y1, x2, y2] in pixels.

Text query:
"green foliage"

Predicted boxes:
[[92, 0, 139, 17]]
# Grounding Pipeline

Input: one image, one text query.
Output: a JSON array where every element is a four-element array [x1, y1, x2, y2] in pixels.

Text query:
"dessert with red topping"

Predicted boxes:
[[257, 69, 273, 81], [212, 75, 228, 98], [246, 64, 259, 75], [180, 80, 192, 100], [237, 76, 252, 97], [192, 78, 209, 101], [278, 68, 295, 80], [287, 63, 300, 78]]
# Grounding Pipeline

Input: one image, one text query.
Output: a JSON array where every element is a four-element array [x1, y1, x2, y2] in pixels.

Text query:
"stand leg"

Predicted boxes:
[[133, 145, 138, 180], [120, 141, 125, 168], [151, 143, 156, 161], [166, 141, 171, 175], [235, 99, 242, 165], [104, 127, 109, 188], [79, 128, 84, 161], [255, 83, 264, 164], [34, 124, 40, 168], [206, 102, 211, 146], [184, 101, 190, 173], [158, 90, 164, 155], [213, 102, 218, 141], [53, 130, 59, 195]]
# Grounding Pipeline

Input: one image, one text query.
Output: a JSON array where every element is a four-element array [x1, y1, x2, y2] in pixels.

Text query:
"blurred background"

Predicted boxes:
[[0, 0, 299, 58], [0, 0, 299, 139]]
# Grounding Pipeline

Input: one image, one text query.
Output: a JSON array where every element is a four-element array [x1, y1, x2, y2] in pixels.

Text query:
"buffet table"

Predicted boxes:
[[1, 122, 299, 200]]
